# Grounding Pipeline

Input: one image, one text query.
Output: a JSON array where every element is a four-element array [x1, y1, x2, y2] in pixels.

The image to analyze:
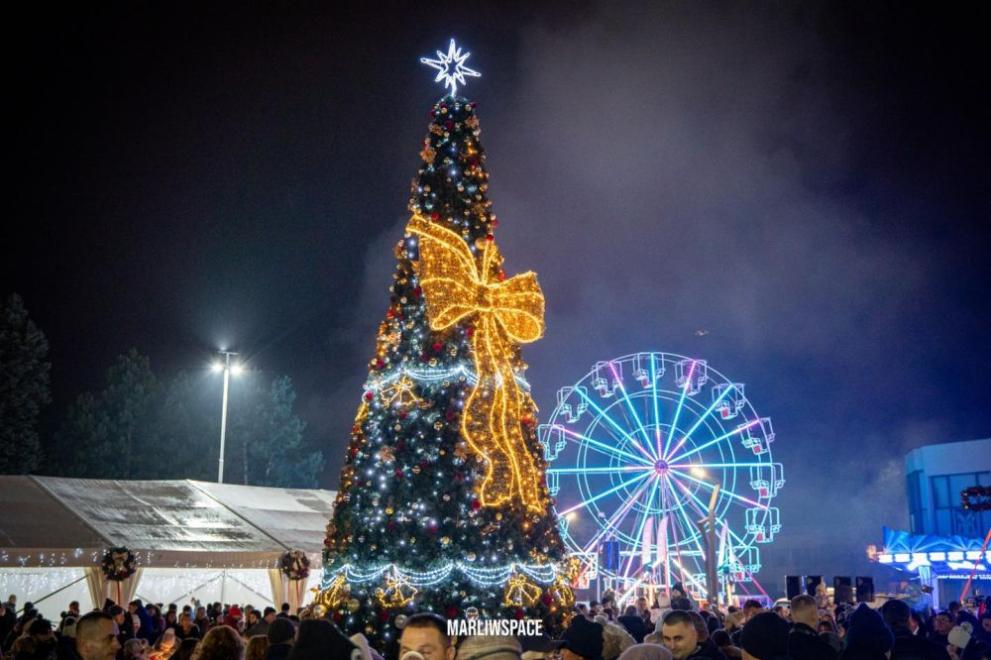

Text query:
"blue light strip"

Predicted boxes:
[[664, 384, 735, 460]]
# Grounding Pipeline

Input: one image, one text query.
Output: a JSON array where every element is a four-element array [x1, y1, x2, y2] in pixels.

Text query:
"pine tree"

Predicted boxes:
[[320, 95, 573, 649], [0, 294, 51, 474]]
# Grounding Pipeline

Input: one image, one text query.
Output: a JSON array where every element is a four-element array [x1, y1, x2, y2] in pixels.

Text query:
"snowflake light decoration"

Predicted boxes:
[[420, 38, 481, 97]]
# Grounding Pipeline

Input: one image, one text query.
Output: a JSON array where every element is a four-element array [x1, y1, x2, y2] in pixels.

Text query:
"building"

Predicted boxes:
[[872, 438, 991, 606], [905, 437, 991, 537]]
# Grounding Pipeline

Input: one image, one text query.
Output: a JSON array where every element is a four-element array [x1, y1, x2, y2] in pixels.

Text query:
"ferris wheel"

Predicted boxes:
[[539, 352, 783, 600]]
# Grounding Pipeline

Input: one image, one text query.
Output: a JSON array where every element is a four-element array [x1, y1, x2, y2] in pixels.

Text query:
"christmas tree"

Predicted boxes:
[[317, 41, 574, 649]]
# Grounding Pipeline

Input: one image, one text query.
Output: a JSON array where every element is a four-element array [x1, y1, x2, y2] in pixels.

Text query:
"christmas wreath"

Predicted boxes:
[[101, 546, 137, 582], [961, 485, 991, 512], [280, 549, 310, 581]]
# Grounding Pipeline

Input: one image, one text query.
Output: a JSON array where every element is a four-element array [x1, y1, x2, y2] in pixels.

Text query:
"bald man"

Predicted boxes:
[[76, 612, 120, 660]]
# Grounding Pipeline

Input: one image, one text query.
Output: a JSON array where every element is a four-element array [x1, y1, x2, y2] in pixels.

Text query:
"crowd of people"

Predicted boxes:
[[0, 588, 988, 660]]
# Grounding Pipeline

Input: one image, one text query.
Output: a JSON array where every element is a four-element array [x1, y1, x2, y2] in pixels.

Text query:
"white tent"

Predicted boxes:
[[0, 476, 335, 620]]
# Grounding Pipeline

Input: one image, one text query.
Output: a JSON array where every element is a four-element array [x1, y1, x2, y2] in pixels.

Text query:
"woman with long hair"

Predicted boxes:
[[190, 626, 244, 660]]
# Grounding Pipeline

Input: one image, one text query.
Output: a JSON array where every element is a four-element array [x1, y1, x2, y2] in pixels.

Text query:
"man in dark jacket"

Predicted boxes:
[[618, 605, 650, 643], [879, 600, 949, 660], [789, 595, 837, 660], [264, 618, 295, 660]]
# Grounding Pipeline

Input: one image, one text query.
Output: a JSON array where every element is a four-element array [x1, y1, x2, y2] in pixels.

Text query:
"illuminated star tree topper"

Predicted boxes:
[[420, 38, 481, 98]]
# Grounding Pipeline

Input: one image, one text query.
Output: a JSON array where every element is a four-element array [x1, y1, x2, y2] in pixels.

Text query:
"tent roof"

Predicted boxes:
[[0, 476, 336, 568]]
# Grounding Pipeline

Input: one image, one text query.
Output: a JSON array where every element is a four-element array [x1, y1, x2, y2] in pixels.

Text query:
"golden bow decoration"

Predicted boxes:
[[407, 214, 547, 513]]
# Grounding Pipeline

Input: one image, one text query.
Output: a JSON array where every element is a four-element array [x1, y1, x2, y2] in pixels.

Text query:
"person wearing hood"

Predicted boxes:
[[841, 603, 894, 660], [127, 603, 153, 644], [738, 611, 791, 660], [878, 599, 949, 660], [558, 616, 606, 660], [788, 595, 837, 660]]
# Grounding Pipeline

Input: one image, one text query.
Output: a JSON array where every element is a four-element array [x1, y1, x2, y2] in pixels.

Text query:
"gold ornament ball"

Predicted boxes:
[[347, 598, 361, 612]]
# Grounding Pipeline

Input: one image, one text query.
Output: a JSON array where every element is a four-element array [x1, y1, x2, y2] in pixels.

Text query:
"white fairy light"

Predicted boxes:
[[420, 39, 481, 97]]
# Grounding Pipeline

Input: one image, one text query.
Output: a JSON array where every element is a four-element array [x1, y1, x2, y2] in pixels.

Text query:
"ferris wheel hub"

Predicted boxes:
[[653, 459, 670, 475]]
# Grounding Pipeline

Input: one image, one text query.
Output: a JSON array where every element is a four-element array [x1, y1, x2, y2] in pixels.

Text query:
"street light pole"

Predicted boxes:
[[214, 350, 238, 484]]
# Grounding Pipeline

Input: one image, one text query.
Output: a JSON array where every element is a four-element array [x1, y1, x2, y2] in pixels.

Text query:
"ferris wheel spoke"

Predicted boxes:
[[579, 475, 656, 554], [558, 426, 653, 466], [665, 360, 696, 458], [547, 466, 652, 475], [667, 418, 760, 464], [668, 462, 767, 469], [650, 353, 663, 458], [665, 478, 710, 563], [608, 361, 656, 459], [620, 476, 661, 578], [668, 468, 770, 511], [558, 470, 653, 517], [573, 385, 656, 463], [664, 383, 736, 460]]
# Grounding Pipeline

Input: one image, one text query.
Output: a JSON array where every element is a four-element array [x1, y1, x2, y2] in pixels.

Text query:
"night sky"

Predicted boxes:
[[5, 3, 989, 581]]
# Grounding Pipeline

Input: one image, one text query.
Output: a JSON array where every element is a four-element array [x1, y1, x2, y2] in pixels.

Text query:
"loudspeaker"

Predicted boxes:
[[855, 576, 874, 603], [805, 575, 822, 595], [786, 575, 802, 599], [834, 576, 854, 604]]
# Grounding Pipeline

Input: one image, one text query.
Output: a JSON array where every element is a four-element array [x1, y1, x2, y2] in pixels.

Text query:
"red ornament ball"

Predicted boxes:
[[364, 391, 374, 402], [432, 341, 444, 353], [514, 608, 525, 620], [379, 611, 391, 622], [430, 211, 440, 221], [332, 611, 343, 623], [446, 606, 459, 619], [470, 499, 482, 511]]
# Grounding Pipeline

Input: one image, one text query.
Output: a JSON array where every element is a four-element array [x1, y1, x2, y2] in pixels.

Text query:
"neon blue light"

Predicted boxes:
[[664, 383, 735, 460], [558, 470, 653, 516], [572, 384, 656, 463], [545, 351, 783, 599]]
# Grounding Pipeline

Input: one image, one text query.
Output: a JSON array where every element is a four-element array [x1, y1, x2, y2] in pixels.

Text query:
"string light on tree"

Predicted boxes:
[[318, 41, 570, 653]]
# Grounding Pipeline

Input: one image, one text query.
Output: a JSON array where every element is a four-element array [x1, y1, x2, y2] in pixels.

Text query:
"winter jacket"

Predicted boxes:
[[789, 622, 838, 660], [890, 625, 950, 660], [265, 643, 292, 660], [617, 615, 650, 643], [686, 640, 728, 660]]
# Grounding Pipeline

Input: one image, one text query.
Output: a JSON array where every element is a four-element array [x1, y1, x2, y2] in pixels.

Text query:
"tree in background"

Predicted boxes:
[[0, 294, 51, 473], [51, 348, 159, 478], [49, 351, 323, 486], [319, 91, 572, 650]]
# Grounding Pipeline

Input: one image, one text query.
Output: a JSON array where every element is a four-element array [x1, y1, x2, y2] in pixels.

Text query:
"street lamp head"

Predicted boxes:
[[230, 363, 244, 376], [211, 362, 224, 373]]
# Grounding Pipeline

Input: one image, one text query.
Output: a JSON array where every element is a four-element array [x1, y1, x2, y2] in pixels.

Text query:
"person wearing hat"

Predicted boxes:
[[841, 603, 894, 660], [738, 611, 790, 660], [559, 616, 606, 660], [947, 621, 991, 660], [455, 635, 522, 659]]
